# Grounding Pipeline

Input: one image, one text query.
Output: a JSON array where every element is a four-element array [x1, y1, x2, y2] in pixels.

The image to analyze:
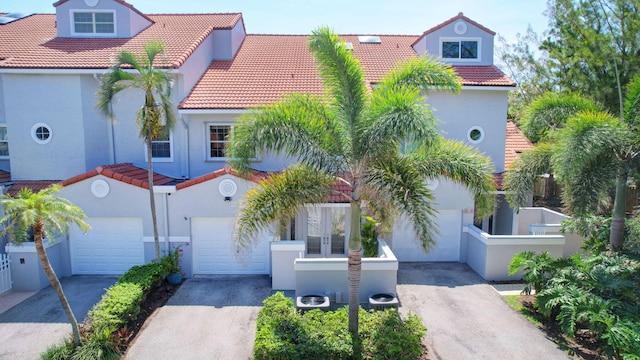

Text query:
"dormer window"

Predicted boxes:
[[72, 11, 115, 35], [441, 38, 480, 61]]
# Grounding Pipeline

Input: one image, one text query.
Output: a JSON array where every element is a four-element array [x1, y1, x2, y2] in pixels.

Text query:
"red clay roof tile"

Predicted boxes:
[[62, 163, 177, 189], [0, 13, 241, 69], [505, 120, 533, 170], [176, 165, 269, 190], [0, 169, 11, 183], [6, 180, 61, 196], [495, 120, 534, 190], [180, 34, 514, 109]]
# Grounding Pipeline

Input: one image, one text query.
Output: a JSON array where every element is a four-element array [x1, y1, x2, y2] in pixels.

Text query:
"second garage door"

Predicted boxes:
[[192, 217, 270, 274], [391, 210, 463, 262], [69, 218, 145, 275]]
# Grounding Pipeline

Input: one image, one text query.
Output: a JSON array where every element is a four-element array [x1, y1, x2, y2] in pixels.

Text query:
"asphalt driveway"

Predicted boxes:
[[124, 275, 272, 360], [397, 262, 570, 359], [0, 275, 117, 360], [127, 264, 570, 360]]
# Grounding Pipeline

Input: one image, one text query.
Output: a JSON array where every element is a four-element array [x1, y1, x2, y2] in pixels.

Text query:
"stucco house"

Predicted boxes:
[[0, 0, 544, 294]]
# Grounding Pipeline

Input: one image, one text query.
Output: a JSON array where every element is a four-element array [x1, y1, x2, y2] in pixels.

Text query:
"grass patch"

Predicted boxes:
[[503, 295, 542, 328]]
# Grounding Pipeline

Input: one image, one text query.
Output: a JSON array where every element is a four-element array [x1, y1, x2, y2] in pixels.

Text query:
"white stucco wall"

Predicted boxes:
[[427, 89, 508, 173], [3, 73, 101, 180]]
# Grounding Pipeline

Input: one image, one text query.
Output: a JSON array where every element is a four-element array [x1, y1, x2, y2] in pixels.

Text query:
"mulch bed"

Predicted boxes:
[[517, 295, 603, 359]]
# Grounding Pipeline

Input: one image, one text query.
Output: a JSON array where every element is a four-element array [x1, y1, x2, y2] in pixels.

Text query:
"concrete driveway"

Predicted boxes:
[[397, 262, 570, 359], [124, 275, 271, 360], [0, 275, 117, 360]]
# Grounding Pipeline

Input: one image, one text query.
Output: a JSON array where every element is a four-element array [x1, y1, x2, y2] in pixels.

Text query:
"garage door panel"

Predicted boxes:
[[70, 218, 145, 275], [192, 218, 269, 275], [392, 211, 462, 262]]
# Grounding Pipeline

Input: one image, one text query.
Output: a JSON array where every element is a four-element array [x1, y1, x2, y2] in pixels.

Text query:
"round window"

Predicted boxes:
[[31, 123, 52, 144], [467, 126, 484, 144]]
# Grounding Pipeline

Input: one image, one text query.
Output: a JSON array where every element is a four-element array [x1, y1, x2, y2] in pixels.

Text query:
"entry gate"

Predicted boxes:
[[0, 253, 11, 295]]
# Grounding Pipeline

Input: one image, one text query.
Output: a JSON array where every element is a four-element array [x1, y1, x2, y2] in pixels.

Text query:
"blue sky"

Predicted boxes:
[[4, 0, 548, 43]]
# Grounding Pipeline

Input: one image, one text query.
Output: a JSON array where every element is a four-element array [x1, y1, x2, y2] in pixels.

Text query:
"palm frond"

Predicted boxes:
[[379, 55, 462, 94], [362, 85, 440, 159], [228, 94, 345, 175], [410, 138, 495, 219], [0, 185, 89, 244], [235, 165, 336, 248], [363, 156, 438, 251], [308, 26, 367, 129], [504, 142, 555, 209], [553, 111, 627, 214], [521, 92, 601, 143]]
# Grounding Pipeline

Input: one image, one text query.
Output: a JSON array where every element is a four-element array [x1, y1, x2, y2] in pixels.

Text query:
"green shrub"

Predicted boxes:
[[88, 283, 144, 335], [513, 251, 640, 359], [254, 292, 426, 360], [117, 262, 164, 292], [41, 339, 74, 360], [69, 333, 120, 360], [360, 309, 426, 360]]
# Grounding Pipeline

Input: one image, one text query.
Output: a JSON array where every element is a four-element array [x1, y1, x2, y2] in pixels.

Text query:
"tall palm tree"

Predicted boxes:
[[506, 82, 640, 250], [0, 185, 90, 347], [228, 27, 496, 334], [97, 40, 176, 261]]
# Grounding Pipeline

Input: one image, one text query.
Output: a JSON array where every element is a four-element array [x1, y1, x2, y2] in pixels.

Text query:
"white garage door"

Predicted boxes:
[[391, 210, 462, 262], [192, 217, 269, 274], [70, 218, 144, 275]]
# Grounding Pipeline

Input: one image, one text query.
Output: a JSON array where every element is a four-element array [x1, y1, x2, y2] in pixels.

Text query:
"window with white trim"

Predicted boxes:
[[150, 128, 173, 162], [467, 126, 485, 144], [72, 11, 115, 35], [207, 124, 231, 160], [0, 125, 8, 157], [441, 38, 480, 60], [31, 123, 52, 144]]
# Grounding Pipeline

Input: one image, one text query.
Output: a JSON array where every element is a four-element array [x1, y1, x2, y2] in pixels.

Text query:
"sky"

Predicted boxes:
[[4, 0, 549, 43]]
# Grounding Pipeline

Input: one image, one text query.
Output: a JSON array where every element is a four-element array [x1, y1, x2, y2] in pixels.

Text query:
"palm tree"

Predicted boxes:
[[97, 40, 176, 261], [506, 82, 640, 250], [0, 185, 90, 347], [228, 27, 496, 334]]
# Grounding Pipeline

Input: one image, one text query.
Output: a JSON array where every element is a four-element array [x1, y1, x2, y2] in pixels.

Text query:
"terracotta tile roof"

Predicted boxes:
[[181, 34, 513, 109], [62, 163, 177, 189], [454, 66, 515, 87], [494, 120, 534, 190], [505, 120, 533, 170], [6, 180, 61, 196], [0, 169, 10, 183], [412, 12, 496, 47], [176, 165, 269, 190], [0, 13, 242, 69]]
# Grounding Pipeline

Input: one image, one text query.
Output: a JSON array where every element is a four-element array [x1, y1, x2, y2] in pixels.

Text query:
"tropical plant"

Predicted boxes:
[[97, 40, 176, 261], [160, 245, 182, 274], [506, 79, 640, 250], [228, 26, 495, 335], [0, 185, 90, 347], [513, 251, 640, 359]]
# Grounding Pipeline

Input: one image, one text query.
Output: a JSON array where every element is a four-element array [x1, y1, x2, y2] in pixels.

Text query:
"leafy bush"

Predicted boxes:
[[42, 260, 171, 359], [361, 216, 379, 258], [68, 333, 120, 360], [254, 292, 426, 360], [117, 262, 164, 292], [159, 245, 182, 274], [88, 282, 144, 335], [511, 251, 640, 359], [41, 340, 74, 360]]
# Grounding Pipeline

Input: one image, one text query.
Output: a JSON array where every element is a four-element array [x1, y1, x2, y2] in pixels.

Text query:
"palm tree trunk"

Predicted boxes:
[[348, 199, 362, 335], [33, 220, 81, 347], [610, 170, 627, 250], [146, 137, 161, 261]]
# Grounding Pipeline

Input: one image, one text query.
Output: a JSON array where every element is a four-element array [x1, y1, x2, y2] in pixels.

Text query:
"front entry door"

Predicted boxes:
[[306, 206, 348, 257]]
